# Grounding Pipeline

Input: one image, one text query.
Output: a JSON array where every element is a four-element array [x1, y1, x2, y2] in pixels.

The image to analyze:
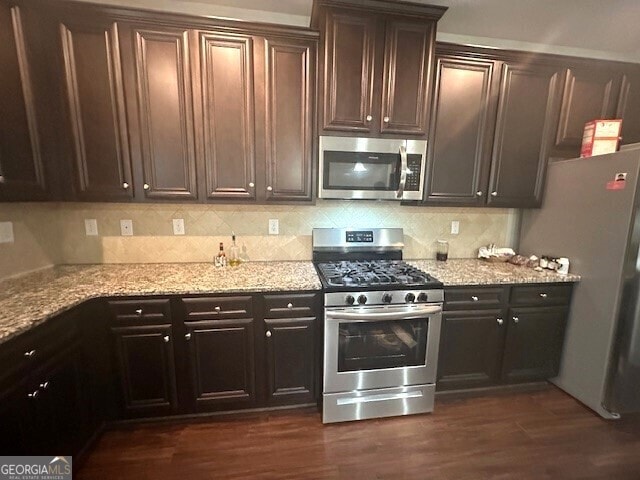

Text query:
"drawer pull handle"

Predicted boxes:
[[266, 331, 272, 338], [135, 308, 143, 315], [185, 333, 191, 341], [214, 306, 221, 312], [163, 335, 170, 343], [24, 350, 36, 358], [287, 303, 293, 309], [539, 293, 548, 298], [513, 316, 519, 324], [471, 296, 479, 301], [497, 318, 504, 325], [39, 381, 50, 390], [27, 389, 39, 399]]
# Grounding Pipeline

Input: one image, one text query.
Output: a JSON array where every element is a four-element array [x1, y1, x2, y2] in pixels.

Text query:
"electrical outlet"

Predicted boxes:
[[172, 218, 185, 235], [120, 219, 133, 236], [0, 221, 14, 243], [451, 220, 460, 235], [268, 219, 279, 235], [84, 219, 98, 236]]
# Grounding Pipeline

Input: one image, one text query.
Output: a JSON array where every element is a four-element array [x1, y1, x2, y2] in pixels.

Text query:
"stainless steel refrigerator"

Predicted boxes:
[[519, 145, 640, 419]]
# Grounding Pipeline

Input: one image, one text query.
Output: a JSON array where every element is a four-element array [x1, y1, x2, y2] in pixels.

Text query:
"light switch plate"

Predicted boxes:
[[172, 218, 185, 235], [120, 219, 133, 236], [268, 219, 279, 235], [451, 220, 460, 235], [84, 219, 98, 236], [0, 221, 14, 243]]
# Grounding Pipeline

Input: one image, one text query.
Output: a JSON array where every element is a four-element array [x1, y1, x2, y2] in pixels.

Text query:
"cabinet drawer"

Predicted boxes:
[[510, 285, 573, 306], [444, 287, 508, 310], [107, 299, 172, 325], [263, 293, 319, 318], [181, 296, 253, 321]]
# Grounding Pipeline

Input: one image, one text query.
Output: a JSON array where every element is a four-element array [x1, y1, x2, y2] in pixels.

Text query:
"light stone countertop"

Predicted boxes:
[[0, 259, 580, 346]]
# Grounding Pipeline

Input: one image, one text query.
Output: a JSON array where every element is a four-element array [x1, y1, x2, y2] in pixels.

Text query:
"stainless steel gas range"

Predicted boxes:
[[313, 228, 443, 424]]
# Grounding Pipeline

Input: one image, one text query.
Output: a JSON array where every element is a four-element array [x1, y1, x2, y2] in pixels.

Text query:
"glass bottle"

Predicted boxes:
[[214, 242, 226, 267], [228, 233, 240, 267]]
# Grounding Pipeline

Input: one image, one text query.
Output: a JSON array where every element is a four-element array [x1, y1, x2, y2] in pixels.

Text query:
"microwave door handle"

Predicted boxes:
[[397, 145, 408, 199]]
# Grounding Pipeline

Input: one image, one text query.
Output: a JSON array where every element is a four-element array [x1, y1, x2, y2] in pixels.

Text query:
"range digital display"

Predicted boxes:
[[346, 231, 374, 243]]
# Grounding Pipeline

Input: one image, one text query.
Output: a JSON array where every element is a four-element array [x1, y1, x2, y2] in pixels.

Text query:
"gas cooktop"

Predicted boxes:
[[315, 260, 442, 291]]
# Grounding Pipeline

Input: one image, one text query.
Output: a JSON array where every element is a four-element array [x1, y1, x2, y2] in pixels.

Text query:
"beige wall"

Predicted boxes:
[[0, 201, 519, 279]]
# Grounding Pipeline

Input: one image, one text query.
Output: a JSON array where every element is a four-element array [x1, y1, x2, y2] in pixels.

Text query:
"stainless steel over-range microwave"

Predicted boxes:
[[318, 136, 427, 201]]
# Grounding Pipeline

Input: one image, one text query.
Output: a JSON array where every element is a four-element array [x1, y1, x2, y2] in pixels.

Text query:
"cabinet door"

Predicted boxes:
[[264, 37, 315, 201], [487, 62, 561, 207], [322, 10, 376, 133], [437, 310, 505, 391], [425, 56, 496, 205], [0, 379, 30, 455], [263, 317, 316, 406], [184, 319, 256, 411], [380, 18, 434, 136], [0, 3, 47, 200], [502, 306, 568, 383], [616, 66, 640, 146], [111, 325, 178, 416], [57, 16, 133, 200], [127, 26, 198, 200], [554, 67, 622, 153], [197, 32, 256, 200]]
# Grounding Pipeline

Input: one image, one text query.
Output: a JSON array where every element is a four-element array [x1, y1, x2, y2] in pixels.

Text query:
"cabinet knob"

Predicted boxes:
[[185, 333, 191, 340], [163, 335, 170, 343], [287, 303, 293, 309], [497, 318, 504, 325], [366, 115, 373, 122], [476, 191, 483, 197], [471, 296, 479, 302], [27, 389, 39, 399], [491, 191, 498, 197], [383, 116, 390, 123], [135, 308, 143, 316], [24, 349, 36, 358], [214, 306, 221, 312], [539, 293, 548, 298], [122, 182, 129, 189], [39, 381, 50, 390], [249, 182, 255, 188], [267, 186, 273, 192], [143, 183, 150, 190], [0, 175, 5, 184], [266, 331, 272, 338], [513, 316, 519, 324]]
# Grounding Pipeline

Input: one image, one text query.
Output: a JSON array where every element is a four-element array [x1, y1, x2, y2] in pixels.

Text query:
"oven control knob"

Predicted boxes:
[[417, 293, 428, 303], [357, 295, 368, 305], [345, 295, 355, 306], [405, 293, 416, 303], [382, 293, 393, 304]]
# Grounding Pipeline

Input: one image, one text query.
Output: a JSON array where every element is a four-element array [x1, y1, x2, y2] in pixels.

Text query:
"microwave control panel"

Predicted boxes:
[[406, 155, 422, 192]]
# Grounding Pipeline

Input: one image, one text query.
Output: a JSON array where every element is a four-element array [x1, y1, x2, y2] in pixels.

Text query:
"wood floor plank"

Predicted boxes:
[[77, 387, 640, 480]]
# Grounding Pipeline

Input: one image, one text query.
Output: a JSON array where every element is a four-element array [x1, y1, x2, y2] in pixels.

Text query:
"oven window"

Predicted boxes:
[[338, 319, 428, 372], [324, 151, 399, 191]]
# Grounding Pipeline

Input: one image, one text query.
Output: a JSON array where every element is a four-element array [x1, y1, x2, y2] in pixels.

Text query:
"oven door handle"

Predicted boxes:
[[326, 305, 441, 322], [396, 144, 408, 199]]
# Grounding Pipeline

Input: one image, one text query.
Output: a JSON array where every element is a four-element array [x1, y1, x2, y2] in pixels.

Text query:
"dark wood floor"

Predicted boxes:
[[78, 387, 640, 480]]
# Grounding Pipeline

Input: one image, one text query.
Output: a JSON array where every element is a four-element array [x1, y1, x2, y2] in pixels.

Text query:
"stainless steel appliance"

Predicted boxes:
[[313, 228, 443, 423], [318, 136, 427, 201], [519, 146, 640, 418]]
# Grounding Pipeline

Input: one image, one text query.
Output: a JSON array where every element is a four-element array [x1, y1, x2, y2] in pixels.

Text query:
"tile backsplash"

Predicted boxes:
[[0, 201, 519, 279]]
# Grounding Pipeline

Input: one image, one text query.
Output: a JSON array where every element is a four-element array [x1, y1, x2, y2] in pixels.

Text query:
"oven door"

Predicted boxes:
[[323, 304, 442, 393]]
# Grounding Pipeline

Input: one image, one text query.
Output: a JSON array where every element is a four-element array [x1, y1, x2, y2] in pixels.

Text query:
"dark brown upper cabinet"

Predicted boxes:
[[487, 62, 561, 207], [121, 25, 198, 201], [313, 0, 446, 138], [617, 65, 640, 146], [0, 3, 48, 201], [195, 32, 256, 201], [425, 56, 496, 205], [54, 13, 133, 201], [263, 36, 316, 201], [552, 66, 623, 157]]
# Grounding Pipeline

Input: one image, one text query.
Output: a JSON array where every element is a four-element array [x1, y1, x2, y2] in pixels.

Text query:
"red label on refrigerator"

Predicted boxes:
[[607, 180, 626, 190]]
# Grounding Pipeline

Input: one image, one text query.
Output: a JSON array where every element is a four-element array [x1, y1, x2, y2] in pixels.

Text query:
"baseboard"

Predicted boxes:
[[435, 381, 551, 401]]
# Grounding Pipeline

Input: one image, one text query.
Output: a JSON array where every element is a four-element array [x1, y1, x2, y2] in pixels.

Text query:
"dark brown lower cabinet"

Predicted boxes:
[[0, 378, 30, 455], [263, 317, 316, 406], [437, 309, 505, 391], [501, 306, 568, 383], [184, 319, 256, 412], [111, 324, 178, 417]]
